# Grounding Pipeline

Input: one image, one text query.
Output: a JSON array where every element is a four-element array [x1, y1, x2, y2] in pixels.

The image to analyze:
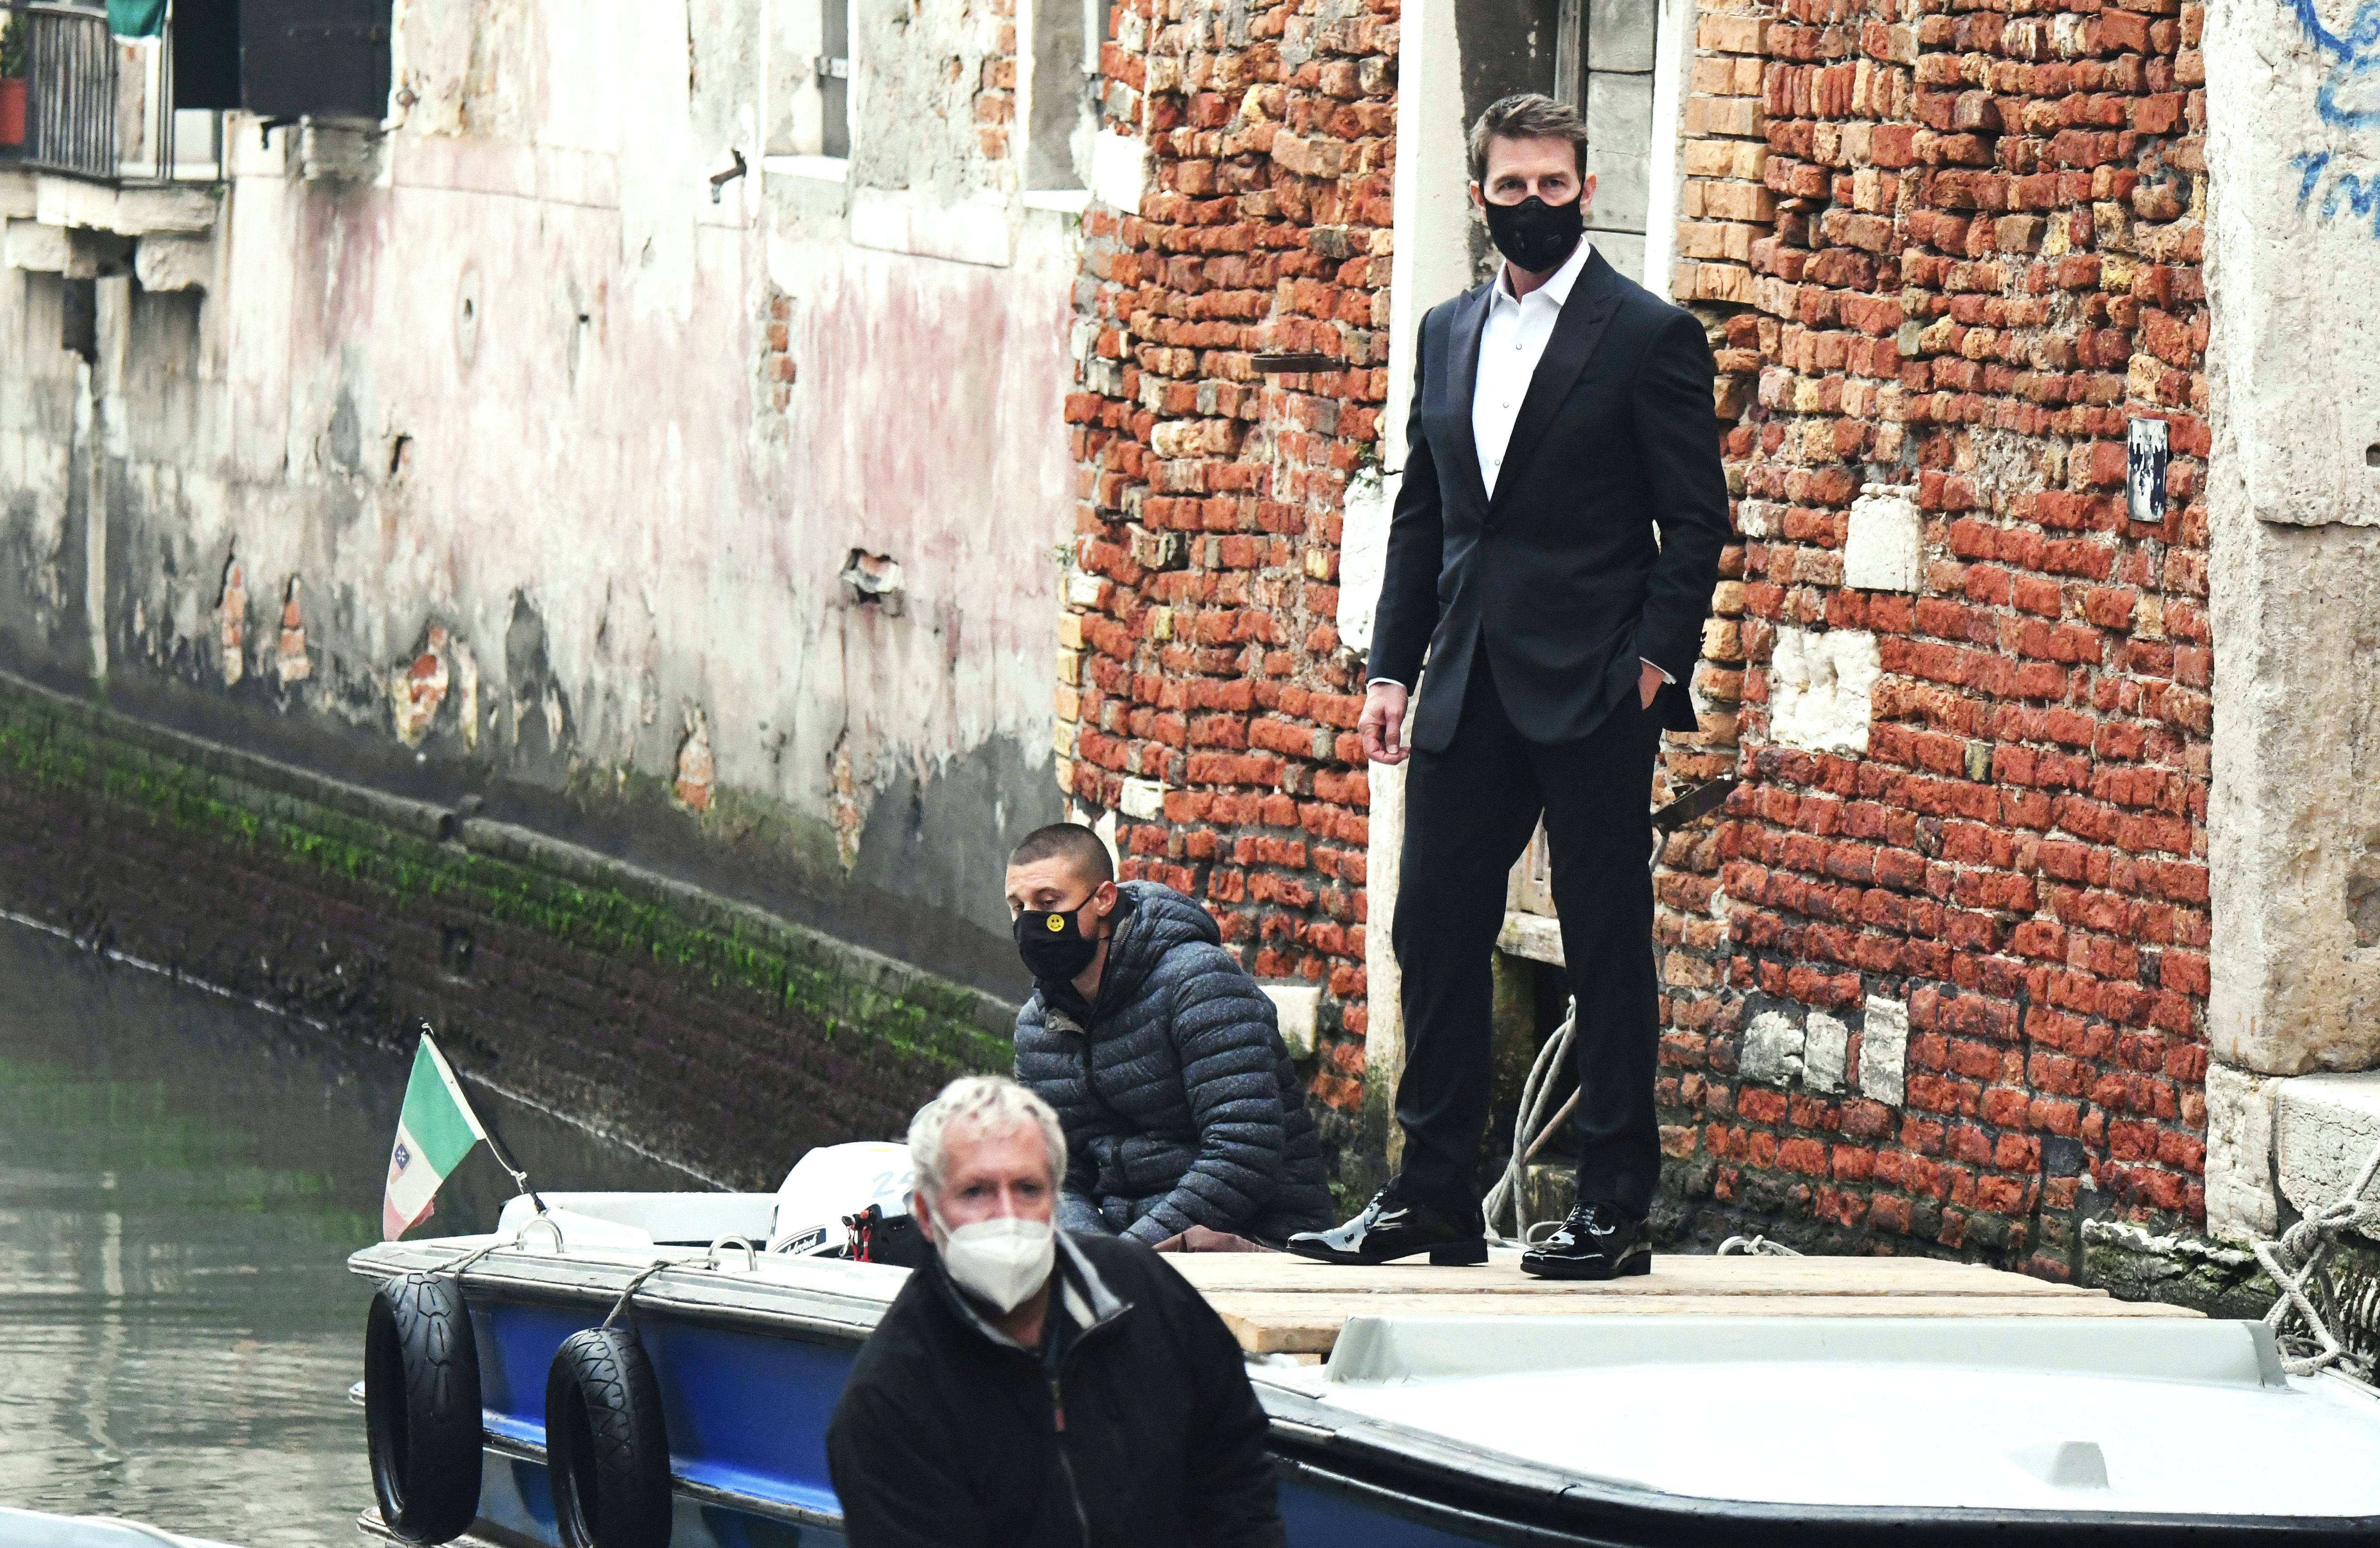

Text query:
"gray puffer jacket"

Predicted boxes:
[[1013, 882, 1333, 1246]]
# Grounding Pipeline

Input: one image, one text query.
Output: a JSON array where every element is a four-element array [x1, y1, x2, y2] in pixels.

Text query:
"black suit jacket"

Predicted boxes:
[[1369, 247, 1731, 752]]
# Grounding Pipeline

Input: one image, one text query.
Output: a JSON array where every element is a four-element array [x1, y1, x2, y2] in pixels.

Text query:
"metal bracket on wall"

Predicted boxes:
[[1652, 776, 1738, 835], [708, 148, 747, 204]]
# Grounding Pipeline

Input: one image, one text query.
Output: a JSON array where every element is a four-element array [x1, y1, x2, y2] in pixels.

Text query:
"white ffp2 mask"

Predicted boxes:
[[932, 1212, 1056, 1313]]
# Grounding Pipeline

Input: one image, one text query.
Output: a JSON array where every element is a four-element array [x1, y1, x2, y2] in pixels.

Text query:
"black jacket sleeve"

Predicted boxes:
[[1365, 309, 1444, 688], [1121, 952, 1288, 1244], [1162, 1259, 1289, 1548], [827, 1385, 987, 1548], [1628, 309, 1731, 686]]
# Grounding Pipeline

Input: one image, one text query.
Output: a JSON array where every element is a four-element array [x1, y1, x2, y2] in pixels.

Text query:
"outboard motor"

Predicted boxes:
[[766, 1141, 915, 1257]]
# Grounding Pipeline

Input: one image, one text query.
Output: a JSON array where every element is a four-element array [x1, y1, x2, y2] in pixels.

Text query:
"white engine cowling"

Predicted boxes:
[[767, 1141, 914, 1255]]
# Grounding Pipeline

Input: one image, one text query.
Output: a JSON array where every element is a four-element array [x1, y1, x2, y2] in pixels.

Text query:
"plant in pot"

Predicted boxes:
[[0, 14, 27, 152]]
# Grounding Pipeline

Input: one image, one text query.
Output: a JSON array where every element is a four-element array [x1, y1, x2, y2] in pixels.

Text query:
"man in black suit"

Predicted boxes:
[[1288, 94, 1728, 1279]]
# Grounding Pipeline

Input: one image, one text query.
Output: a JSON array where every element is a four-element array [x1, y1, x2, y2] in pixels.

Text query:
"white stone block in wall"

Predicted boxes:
[[1118, 776, 1166, 821], [1262, 984, 1323, 1059], [1768, 628, 1879, 755], [1091, 808, 1121, 876], [1740, 1011, 1803, 1086], [2205, 1061, 2285, 1241], [1859, 995, 1908, 1106], [2274, 1071, 2380, 1224], [1844, 483, 1922, 592], [135, 235, 212, 293], [3, 219, 70, 275], [1496, 910, 1564, 967], [850, 188, 1014, 268], [1804, 1011, 1849, 1093], [1336, 466, 1393, 655], [1091, 132, 1147, 215]]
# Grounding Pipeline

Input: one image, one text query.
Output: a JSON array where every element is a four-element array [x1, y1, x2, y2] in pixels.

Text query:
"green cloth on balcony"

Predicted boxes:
[[107, 0, 169, 40]]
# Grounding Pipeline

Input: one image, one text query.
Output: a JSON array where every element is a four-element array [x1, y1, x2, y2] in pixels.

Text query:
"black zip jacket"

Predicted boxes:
[[825, 1233, 1285, 1548], [1014, 883, 1331, 1246]]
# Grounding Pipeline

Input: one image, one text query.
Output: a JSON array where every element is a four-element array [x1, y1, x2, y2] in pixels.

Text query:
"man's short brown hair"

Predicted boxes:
[[1009, 821, 1114, 885], [1467, 92, 1591, 186]]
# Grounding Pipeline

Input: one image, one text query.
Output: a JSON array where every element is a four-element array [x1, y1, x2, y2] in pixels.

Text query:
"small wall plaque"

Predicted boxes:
[[2128, 417, 2169, 525]]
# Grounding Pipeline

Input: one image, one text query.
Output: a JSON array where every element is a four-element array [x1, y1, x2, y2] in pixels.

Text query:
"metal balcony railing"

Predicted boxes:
[[17, 2, 218, 184], [24, 3, 113, 179]]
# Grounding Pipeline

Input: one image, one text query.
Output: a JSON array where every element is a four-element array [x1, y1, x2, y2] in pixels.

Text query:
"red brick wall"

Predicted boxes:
[[1056, 1, 1399, 1117], [1662, 0, 2212, 1270], [1058, 0, 2215, 1268]]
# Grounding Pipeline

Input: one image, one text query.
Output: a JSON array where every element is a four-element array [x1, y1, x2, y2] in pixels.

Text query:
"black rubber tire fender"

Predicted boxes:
[[545, 1327, 674, 1548], [365, 1272, 485, 1545]]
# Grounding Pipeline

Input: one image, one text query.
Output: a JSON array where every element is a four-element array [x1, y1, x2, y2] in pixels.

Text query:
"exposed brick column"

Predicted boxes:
[[1058, 1, 1399, 1125], [1654, 0, 2213, 1272]]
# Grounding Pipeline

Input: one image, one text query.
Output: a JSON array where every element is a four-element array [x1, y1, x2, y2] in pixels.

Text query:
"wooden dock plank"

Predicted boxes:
[[1164, 1253, 2100, 1297], [1157, 1251, 2195, 1355], [1208, 1291, 2197, 1354]]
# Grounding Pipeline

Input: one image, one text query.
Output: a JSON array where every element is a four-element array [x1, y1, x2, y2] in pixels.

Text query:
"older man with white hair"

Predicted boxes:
[[826, 1075, 1285, 1548]]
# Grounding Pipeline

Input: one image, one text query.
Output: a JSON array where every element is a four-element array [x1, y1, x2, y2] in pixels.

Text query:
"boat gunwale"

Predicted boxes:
[[353, 1241, 2380, 1541], [348, 1241, 888, 1346], [1265, 1397, 2380, 1545]]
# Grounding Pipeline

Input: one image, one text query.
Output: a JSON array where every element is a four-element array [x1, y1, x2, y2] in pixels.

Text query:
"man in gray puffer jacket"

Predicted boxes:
[[1005, 823, 1333, 1247]]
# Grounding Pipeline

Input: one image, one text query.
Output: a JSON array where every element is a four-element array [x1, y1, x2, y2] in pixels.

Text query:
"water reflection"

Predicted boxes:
[[0, 920, 700, 1545]]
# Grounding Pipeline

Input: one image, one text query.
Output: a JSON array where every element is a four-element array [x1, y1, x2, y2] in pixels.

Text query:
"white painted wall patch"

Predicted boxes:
[[1335, 466, 1394, 654], [1859, 995, 1909, 1106], [1844, 483, 1921, 592], [1262, 984, 1323, 1059], [1740, 1011, 1804, 1087], [1804, 1011, 1849, 1093], [1768, 628, 1879, 755]]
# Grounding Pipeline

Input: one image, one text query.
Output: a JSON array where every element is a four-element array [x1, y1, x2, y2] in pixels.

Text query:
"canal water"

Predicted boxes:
[[0, 917, 699, 1546]]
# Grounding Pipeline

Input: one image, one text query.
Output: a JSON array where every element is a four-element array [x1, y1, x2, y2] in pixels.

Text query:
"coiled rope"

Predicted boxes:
[[1717, 1234, 1801, 1257], [1483, 1002, 1580, 1243], [2255, 1128, 2380, 1379]]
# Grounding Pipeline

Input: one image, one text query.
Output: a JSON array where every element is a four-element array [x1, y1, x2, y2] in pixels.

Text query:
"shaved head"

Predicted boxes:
[[1008, 823, 1113, 888]]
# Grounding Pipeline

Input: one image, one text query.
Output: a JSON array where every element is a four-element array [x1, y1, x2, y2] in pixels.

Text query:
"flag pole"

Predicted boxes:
[[420, 1020, 548, 1216]]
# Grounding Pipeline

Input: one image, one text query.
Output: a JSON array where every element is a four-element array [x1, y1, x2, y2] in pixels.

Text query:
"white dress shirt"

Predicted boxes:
[[1371, 238, 1672, 695], [1473, 236, 1595, 499]]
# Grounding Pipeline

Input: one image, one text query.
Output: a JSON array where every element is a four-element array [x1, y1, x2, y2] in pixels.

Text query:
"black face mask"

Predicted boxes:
[[1482, 192, 1584, 274], [1015, 901, 1100, 982]]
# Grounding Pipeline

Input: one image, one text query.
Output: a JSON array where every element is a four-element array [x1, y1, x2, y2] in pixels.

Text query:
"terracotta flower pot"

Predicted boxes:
[[0, 79, 26, 149]]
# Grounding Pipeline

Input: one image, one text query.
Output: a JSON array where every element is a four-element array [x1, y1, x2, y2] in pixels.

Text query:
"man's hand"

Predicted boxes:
[[1638, 659, 1667, 711], [1359, 681, 1410, 766]]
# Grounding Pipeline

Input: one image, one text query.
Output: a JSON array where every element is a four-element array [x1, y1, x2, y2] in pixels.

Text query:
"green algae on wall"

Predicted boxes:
[[0, 676, 1014, 1082]]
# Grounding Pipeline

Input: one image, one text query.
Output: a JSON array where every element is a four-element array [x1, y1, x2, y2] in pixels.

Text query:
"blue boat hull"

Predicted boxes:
[[456, 1452, 1483, 1548], [427, 1292, 1497, 1548], [385, 1286, 1485, 1543], [353, 1244, 2380, 1548]]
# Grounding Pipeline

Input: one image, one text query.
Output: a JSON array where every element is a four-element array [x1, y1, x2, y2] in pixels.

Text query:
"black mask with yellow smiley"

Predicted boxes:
[[1014, 899, 1101, 981]]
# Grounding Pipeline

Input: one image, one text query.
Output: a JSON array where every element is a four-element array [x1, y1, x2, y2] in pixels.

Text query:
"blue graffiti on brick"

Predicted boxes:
[[2290, 0, 2380, 127]]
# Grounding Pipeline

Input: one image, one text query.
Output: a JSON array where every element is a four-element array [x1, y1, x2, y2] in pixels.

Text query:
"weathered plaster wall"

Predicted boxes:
[[2202, 0, 2380, 1238], [0, 0, 1078, 996]]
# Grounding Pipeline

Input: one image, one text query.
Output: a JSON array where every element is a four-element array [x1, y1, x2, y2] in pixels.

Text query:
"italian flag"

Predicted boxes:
[[382, 1032, 489, 1240]]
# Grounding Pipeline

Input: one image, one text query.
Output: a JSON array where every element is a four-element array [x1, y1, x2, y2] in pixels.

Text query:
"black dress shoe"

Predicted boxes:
[[1520, 1201, 1651, 1280], [1285, 1187, 1488, 1266]]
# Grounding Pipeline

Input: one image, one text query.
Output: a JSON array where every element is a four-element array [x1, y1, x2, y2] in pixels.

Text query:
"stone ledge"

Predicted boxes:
[[2277, 1072, 2380, 1225]]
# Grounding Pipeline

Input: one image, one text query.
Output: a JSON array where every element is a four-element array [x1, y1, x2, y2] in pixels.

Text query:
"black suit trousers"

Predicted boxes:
[[1390, 655, 1663, 1218]]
